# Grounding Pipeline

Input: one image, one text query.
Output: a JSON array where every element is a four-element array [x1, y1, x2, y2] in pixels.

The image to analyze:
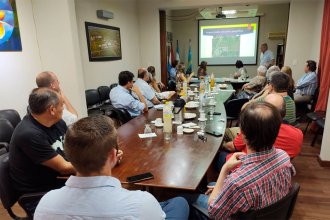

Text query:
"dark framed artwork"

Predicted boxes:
[[85, 22, 122, 62], [0, 0, 22, 51]]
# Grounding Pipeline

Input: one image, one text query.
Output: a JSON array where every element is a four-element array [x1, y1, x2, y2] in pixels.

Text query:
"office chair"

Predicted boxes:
[[303, 111, 326, 134], [0, 119, 14, 153], [0, 153, 46, 219], [311, 117, 325, 146], [234, 182, 300, 220], [97, 86, 111, 105], [85, 89, 104, 116], [224, 98, 249, 127], [109, 83, 118, 92], [104, 105, 132, 127], [0, 109, 21, 128]]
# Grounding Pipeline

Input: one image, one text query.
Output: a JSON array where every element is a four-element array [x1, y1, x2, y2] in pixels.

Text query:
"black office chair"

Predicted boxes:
[[303, 111, 326, 134], [0, 119, 14, 153], [97, 86, 111, 105], [104, 105, 132, 127], [0, 109, 21, 128], [224, 98, 249, 127], [109, 83, 118, 92], [234, 182, 300, 220], [311, 117, 325, 146], [85, 89, 104, 116], [0, 153, 46, 219]]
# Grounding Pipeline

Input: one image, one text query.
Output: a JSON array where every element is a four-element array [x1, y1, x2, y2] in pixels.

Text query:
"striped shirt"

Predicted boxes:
[[283, 95, 296, 124], [295, 71, 318, 96], [208, 148, 294, 220]]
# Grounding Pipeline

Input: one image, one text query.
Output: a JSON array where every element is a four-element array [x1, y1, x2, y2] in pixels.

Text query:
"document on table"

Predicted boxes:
[[138, 133, 157, 138]]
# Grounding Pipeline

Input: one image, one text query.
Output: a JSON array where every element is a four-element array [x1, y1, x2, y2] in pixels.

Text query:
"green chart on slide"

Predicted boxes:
[[212, 36, 240, 57]]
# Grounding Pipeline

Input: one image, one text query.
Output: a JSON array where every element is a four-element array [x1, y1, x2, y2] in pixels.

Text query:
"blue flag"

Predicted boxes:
[[176, 40, 180, 63], [187, 39, 192, 74], [167, 45, 172, 74]]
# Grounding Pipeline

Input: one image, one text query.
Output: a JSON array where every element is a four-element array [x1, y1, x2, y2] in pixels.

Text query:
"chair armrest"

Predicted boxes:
[[0, 142, 9, 152]]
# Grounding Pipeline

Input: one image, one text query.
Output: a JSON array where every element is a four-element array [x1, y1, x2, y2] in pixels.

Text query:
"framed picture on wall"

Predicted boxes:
[[85, 22, 122, 61], [0, 0, 22, 51]]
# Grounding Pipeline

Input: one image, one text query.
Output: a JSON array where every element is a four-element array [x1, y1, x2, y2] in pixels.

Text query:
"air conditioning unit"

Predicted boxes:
[[268, 32, 286, 39]]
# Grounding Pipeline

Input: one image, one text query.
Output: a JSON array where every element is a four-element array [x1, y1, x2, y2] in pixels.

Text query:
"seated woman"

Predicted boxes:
[[176, 63, 195, 87], [233, 60, 248, 80], [281, 66, 295, 99], [241, 65, 267, 94], [197, 61, 208, 79]]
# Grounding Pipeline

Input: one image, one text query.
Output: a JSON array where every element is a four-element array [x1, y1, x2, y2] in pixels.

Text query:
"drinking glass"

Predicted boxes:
[[209, 105, 215, 120], [199, 120, 206, 134]]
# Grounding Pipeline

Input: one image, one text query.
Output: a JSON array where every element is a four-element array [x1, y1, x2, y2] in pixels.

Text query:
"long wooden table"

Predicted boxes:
[[112, 88, 234, 190]]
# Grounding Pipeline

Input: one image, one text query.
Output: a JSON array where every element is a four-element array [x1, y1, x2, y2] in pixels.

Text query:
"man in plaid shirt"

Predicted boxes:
[[206, 102, 295, 219]]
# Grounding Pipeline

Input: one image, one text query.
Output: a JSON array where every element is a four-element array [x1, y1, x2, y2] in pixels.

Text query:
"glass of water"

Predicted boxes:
[[209, 105, 215, 120]]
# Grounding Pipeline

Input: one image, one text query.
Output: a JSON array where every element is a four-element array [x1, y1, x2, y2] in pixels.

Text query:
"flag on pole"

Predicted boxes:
[[167, 45, 172, 74], [170, 42, 175, 67], [176, 40, 180, 63], [187, 39, 192, 74]]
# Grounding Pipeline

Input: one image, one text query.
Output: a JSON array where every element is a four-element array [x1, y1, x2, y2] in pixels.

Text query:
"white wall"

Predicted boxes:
[[0, 0, 42, 117], [32, 0, 87, 117], [285, 0, 323, 81], [0, 0, 87, 118], [75, 0, 141, 89]]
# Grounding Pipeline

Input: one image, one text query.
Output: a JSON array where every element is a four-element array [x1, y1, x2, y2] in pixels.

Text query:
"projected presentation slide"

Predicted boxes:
[[198, 17, 259, 65]]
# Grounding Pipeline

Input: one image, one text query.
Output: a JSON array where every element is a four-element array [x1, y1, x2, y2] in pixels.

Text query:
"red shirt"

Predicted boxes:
[[227, 124, 303, 161]]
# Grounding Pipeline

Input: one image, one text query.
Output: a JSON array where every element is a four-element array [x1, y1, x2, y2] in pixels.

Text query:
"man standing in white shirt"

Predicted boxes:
[[134, 68, 161, 108], [36, 71, 78, 125], [260, 43, 275, 68], [34, 115, 189, 220]]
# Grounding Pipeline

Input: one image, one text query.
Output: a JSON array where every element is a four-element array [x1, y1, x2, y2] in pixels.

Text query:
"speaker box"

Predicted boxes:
[[97, 10, 113, 19]]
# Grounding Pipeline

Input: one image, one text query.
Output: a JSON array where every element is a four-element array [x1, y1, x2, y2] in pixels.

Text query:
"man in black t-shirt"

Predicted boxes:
[[9, 88, 76, 196]]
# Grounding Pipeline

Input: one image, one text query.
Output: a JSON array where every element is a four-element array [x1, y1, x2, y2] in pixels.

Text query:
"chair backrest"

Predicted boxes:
[[97, 86, 111, 103], [0, 153, 20, 210], [0, 119, 14, 145], [104, 105, 132, 126], [310, 86, 320, 112], [109, 83, 118, 91], [85, 89, 101, 108], [0, 109, 21, 128], [225, 98, 249, 118], [235, 182, 300, 220]]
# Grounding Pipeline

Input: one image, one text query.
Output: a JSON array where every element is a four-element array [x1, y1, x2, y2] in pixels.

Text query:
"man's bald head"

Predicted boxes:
[[264, 93, 286, 118], [36, 71, 60, 92], [137, 68, 147, 78]]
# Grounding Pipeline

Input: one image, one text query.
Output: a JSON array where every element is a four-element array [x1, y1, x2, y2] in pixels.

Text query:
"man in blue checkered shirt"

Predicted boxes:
[[294, 60, 318, 103]]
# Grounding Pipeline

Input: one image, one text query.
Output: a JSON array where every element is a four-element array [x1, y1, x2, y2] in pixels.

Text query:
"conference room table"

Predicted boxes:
[[112, 86, 234, 191]]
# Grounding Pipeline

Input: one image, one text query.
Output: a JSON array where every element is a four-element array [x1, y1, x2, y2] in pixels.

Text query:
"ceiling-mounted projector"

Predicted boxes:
[[216, 7, 226, 18]]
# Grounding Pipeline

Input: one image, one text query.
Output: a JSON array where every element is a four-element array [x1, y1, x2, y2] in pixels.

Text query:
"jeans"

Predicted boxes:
[[160, 197, 190, 220], [215, 151, 230, 173]]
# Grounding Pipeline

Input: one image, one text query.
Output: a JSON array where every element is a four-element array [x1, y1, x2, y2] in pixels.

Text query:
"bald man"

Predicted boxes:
[[216, 93, 303, 172], [36, 71, 78, 125], [134, 68, 160, 108]]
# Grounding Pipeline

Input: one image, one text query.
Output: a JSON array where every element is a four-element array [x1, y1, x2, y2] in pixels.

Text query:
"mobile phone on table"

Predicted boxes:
[[206, 130, 223, 137], [127, 172, 154, 183]]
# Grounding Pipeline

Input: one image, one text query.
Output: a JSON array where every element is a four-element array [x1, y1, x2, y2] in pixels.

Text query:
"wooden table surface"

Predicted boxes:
[[112, 88, 234, 190]]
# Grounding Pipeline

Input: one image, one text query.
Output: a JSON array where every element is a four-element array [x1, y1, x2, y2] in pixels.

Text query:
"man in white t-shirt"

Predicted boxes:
[[260, 43, 275, 68], [134, 68, 161, 108], [34, 115, 189, 220], [36, 71, 78, 125]]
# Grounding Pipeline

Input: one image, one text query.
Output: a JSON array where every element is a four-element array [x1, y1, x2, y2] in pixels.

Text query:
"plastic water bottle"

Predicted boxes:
[[205, 76, 210, 93], [163, 102, 173, 140]]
